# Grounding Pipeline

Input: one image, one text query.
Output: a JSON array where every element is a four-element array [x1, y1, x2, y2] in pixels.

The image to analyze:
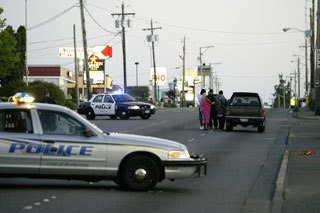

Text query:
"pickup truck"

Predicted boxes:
[[225, 92, 266, 133]]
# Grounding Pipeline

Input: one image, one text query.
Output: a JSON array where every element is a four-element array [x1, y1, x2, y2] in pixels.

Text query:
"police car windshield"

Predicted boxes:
[[112, 94, 136, 102]]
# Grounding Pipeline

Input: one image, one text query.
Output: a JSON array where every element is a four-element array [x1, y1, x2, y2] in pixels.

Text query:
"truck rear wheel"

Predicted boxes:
[[226, 124, 233, 132], [257, 125, 265, 133]]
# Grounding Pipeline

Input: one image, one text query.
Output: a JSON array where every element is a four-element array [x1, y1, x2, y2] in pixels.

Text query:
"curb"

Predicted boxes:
[[271, 150, 289, 213]]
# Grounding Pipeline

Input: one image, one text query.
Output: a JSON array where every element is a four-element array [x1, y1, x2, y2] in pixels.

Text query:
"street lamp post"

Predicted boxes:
[[135, 62, 139, 100], [283, 27, 311, 95], [25, 0, 28, 86]]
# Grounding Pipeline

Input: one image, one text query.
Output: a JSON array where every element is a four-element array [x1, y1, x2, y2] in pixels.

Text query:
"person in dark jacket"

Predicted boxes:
[[217, 90, 227, 130], [207, 89, 218, 130]]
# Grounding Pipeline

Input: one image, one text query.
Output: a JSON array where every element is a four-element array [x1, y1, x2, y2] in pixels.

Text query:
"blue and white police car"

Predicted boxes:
[[78, 93, 156, 120], [0, 93, 206, 191]]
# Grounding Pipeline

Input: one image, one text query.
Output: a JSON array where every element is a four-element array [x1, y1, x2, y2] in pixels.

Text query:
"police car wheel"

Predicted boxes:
[[119, 111, 129, 120], [121, 155, 159, 191], [86, 109, 95, 120], [140, 114, 151, 119]]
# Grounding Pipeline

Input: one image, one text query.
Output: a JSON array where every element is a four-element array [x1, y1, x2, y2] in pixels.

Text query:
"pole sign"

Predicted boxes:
[[88, 54, 104, 71], [150, 67, 167, 86], [59, 45, 112, 59]]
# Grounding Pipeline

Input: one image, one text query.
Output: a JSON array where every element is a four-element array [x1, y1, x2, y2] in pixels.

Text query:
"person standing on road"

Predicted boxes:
[[200, 89, 212, 131], [207, 89, 218, 130], [197, 89, 206, 130], [217, 90, 227, 130]]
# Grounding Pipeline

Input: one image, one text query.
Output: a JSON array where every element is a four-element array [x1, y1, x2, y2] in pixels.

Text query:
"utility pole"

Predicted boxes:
[[199, 46, 214, 88], [315, 0, 320, 114], [112, 3, 135, 93], [25, 0, 28, 86], [143, 20, 161, 104], [79, 0, 91, 99], [135, 62, 139, 100], [73, 24, 79, 106], [310, 5, 315, 91], [298, 57, 301, 98], [181, 36, 186, 107]]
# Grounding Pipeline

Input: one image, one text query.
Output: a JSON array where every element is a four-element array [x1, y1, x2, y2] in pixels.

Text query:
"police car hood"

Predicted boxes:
[[107, 133, 185, 150]]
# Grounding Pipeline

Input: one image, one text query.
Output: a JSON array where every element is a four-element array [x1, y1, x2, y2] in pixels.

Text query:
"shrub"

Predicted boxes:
[[65, 99, 78, 110], [26, 81, 66, 105]]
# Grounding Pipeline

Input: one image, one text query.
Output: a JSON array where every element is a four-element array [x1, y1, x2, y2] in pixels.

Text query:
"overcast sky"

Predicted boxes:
[[1, 0, 309, 102]]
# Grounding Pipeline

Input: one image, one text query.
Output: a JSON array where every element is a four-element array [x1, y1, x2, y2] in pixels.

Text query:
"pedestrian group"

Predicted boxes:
[[198, 89, 227, 131]]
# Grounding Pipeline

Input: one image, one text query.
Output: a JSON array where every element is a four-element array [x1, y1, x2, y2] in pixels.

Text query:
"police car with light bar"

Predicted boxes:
[[77, 93, 156, 120], [0, 93, 206, 191]]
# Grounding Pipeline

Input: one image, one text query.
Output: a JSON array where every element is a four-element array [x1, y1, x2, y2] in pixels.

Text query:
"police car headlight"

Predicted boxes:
[[128, 105, 140, 110], [168, 150, 190, 159], [150, 105, 155, 110]]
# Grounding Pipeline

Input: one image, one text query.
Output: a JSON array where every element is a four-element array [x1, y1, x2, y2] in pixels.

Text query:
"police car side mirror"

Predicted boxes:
[[83, 128, 95, 137]]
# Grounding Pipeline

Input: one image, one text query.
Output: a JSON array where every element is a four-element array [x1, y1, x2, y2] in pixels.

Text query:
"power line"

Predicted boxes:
[[28, 37, 73, 45], [28, 4, 77, 31], [84, 6, 117, 34]]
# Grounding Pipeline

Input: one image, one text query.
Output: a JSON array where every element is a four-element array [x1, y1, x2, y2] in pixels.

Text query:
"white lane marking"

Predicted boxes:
[[199, 133, 206, 137], [51, 196, 56, 199], [121, 120, 169, 133], [23, 206, 33, 210], [43, 199, 50, 202], [34, 202, 41, 206], [188, 138, 195, 142]]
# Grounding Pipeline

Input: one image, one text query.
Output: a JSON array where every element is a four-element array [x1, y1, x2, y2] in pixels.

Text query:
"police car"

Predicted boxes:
[[0, 93, 206, 191], [77, 93, 156, 120]]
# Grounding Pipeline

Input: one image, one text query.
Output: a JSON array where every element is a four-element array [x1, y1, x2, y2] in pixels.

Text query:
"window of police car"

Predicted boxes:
[[0, 110, 33, 133], [38, 110, 86, 136], [93, 95, 103, 103], [103, 95, 114, 103]]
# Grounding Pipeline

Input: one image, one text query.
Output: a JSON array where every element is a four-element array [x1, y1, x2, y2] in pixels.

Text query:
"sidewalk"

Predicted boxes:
[[275, 107, 320, 212]]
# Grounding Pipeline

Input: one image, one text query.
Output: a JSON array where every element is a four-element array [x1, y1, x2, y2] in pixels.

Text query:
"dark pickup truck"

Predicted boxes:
[[225, 92, 266, 133]]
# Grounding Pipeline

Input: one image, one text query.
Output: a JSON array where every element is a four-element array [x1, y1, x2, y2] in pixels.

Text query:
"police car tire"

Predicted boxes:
[[120, 155, 159, 191], [86, 109, 95, 120]]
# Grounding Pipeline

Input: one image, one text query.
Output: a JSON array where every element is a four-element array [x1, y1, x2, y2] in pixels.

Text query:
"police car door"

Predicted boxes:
[[0, 108, 41, 174], [37, 109, 107, 176], [90, 95, 104, 115], [102, 95, 115, 115]]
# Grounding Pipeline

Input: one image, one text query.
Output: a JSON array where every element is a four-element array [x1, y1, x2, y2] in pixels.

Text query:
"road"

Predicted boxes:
[[0, 108, 291, 213]]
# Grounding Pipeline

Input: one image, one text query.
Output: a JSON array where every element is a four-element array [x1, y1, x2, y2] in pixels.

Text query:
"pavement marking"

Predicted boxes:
[[188, 138, 195, 142], [199, 133, 206, 137], [23, 206, 33, 210], [122, 120, 169, 133], [264, 138, 276, 141], [34, 202, 41, 206]]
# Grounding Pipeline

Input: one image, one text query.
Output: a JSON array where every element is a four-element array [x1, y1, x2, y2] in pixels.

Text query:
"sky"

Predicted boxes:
[[0, 0, 309, 103]]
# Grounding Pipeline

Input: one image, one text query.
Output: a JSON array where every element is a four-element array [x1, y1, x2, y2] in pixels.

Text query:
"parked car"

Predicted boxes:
[[78, 93, 156, 120], [225, 92, 266, 133], [0, 93, 206, 191]]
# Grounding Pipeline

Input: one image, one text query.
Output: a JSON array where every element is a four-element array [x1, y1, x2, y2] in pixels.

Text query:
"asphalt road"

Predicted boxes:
[[0, 108, 291, 213]]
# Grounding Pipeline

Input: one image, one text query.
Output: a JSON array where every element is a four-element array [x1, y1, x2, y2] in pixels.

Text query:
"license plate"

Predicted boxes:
[[145, 110, 150, 113], [240, 118, 249, 122]]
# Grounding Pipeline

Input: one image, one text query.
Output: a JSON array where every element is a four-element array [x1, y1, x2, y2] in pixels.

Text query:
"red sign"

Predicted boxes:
[[101, 46, 112, 58]]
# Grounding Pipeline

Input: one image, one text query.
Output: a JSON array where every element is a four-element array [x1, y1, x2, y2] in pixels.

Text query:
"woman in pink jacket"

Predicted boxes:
[[200, 89, 212, 131]]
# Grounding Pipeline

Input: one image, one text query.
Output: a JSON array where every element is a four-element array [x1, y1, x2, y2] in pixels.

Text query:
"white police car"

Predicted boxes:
[[78, 93, 156, 120], [0, 93, 206, 191]]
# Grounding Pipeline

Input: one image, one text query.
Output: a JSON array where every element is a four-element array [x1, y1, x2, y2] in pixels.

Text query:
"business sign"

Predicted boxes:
[[88, 54, 104, 71], [150, 67, 167, 86], [59, 45, 112, 59], [197, 65, 212, 76]]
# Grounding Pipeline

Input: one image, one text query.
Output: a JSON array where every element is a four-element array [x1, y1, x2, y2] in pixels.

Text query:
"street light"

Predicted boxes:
[[135, 62, 139, 100], [283, 27, 311, 95]]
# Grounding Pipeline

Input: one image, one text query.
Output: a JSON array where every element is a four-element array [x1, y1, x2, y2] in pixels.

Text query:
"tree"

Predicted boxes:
[[0, 8, 6, 30]]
